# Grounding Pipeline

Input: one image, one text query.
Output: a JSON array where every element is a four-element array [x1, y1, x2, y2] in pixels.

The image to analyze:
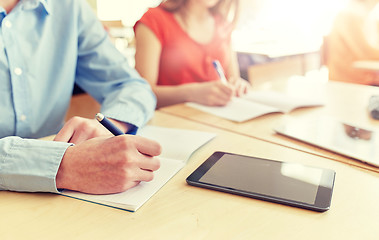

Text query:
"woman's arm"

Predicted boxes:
[[134, 23, 190, 107]]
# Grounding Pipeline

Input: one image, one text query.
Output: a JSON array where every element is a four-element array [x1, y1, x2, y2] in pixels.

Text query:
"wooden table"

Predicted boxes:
[[1, 111, 378, 239], [65, 93, 100, 121], [160, 81, 379, 173]]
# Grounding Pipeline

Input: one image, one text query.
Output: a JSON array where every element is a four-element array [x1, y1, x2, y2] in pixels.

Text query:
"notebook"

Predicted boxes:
[[187, 90, 324, 122], [60, 125, 216, 211], [274, 116, 379, 168]]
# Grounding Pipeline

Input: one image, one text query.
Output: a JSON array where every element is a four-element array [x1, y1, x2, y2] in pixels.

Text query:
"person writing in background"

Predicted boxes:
[[0, 0, 161, 194], [134, 0, 250, 108], [327, 0, 379, 85]]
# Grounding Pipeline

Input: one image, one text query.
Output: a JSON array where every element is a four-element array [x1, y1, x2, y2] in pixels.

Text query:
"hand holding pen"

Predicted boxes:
[[178, 60, 246, 106], [183, 59, 233, 106], [213, 60, 250, 97], [55, 113, 161, 195]]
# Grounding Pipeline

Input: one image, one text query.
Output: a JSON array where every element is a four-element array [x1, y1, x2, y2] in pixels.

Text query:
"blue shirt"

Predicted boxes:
[[0, 0, 157, 192]]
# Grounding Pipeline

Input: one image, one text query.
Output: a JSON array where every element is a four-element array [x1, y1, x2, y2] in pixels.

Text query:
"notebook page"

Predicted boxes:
[[138, 125, 216, 163], [243, 91, 324, 113], [187, 98, 280, 122]]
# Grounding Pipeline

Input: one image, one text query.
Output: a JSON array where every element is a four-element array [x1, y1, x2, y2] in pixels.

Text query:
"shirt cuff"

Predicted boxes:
[[0, 137, 71, 193], [126, 123, 138, 135]]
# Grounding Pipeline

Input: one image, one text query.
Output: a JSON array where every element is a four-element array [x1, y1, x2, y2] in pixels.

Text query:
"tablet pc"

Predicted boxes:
[[186, 152, 335, 212], [274, 116, 379, 167]]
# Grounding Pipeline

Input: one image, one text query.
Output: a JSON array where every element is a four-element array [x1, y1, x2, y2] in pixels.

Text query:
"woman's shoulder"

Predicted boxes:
[[139, 6, 174, 24], [135, 6, 178, 44]]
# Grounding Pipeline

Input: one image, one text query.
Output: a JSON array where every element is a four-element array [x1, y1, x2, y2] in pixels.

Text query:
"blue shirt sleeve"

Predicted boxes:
[[0, 137, 71, 193], [74, 0, 157, 128]]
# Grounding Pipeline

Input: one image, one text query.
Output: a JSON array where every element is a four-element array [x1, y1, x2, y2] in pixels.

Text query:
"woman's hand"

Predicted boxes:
[[186, 81, 234, 106], [228, 76, 251, 97]]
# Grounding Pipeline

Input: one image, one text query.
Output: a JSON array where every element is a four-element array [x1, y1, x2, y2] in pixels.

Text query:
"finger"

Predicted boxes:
[[236, 82, 245, 97], [68, 130, 93, 144], [132, 136, 162, 156], [54, 124, 75, 142], [135, 168, 156, 182], [123, 181, 140, 191], [218, 86, 234, 102], [229, 78, 245, 97], [244, 82, 251, 93], [228, 76, 238, 85], [211, 84, 233, 103], [138, 155, 161, 172], [210, 94, 232, 106], [217, 81, 234, 95], [205, 86, 233, 106]]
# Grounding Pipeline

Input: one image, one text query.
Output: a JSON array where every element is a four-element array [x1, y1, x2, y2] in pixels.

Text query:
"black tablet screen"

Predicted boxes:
[[198, 153, 324, 205]]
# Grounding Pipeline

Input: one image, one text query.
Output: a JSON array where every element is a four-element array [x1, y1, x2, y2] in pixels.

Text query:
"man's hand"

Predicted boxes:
[[56, 135, 162, 194]]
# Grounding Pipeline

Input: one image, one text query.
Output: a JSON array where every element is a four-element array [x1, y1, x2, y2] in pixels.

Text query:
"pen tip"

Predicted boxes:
[[95, 113, 104, 121]]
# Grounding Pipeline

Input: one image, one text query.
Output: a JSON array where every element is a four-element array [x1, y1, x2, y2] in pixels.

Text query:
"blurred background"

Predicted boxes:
[[85, 0, 379, 88]]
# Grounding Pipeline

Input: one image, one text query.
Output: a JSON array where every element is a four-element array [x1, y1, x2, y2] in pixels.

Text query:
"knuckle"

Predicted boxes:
[[206, 96, 216, 104], [118, 136, 135, 150], [120, 152, 137, 167], [145, 173, 154, 182], [122, 168, 136, 181], [152, 157, 161, 170], [70, 116, 82, 122]]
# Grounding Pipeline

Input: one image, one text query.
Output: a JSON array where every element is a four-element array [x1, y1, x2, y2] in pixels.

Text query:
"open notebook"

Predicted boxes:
[[187, 90, 324, 122], [60, 125, 216, 211]]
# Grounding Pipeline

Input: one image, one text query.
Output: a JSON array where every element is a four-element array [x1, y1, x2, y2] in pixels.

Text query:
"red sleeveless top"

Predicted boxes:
[[134, 6, 233, 86]]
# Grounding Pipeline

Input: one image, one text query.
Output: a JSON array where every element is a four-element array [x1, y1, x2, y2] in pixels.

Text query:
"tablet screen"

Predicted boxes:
[[199, 153, 322, 204], [187, 152, 335, 211]]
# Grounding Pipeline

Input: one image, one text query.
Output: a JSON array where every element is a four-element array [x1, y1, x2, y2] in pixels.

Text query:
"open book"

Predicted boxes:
[[60, 125, 216, 211], [187, 90, 324, 122]]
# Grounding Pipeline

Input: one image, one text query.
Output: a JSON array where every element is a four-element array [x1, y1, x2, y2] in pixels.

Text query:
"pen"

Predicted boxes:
[[95, 113, 125, 136], [212, 60, 228, 85]]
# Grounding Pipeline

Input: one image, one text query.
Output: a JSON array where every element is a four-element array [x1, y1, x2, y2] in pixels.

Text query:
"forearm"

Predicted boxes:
[[0, 137, 71, 193], [100, 79, 157, 128], [153, 84, 195, 108], [74, 10, 157, 129]]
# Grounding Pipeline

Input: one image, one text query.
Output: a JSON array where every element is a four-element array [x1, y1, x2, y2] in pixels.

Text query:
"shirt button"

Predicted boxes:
[[14, 67, 23, 75], [4, 20, 12, 28], [20, 114, 27, 121]]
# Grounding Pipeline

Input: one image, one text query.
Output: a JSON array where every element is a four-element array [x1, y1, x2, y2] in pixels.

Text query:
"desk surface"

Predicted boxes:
[[1, 111, 378, 239], [160, 81, 379, 173]]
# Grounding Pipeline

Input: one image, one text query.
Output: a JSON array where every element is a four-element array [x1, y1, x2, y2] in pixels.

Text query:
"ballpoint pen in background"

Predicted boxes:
[[212, 60, 228, 85]]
